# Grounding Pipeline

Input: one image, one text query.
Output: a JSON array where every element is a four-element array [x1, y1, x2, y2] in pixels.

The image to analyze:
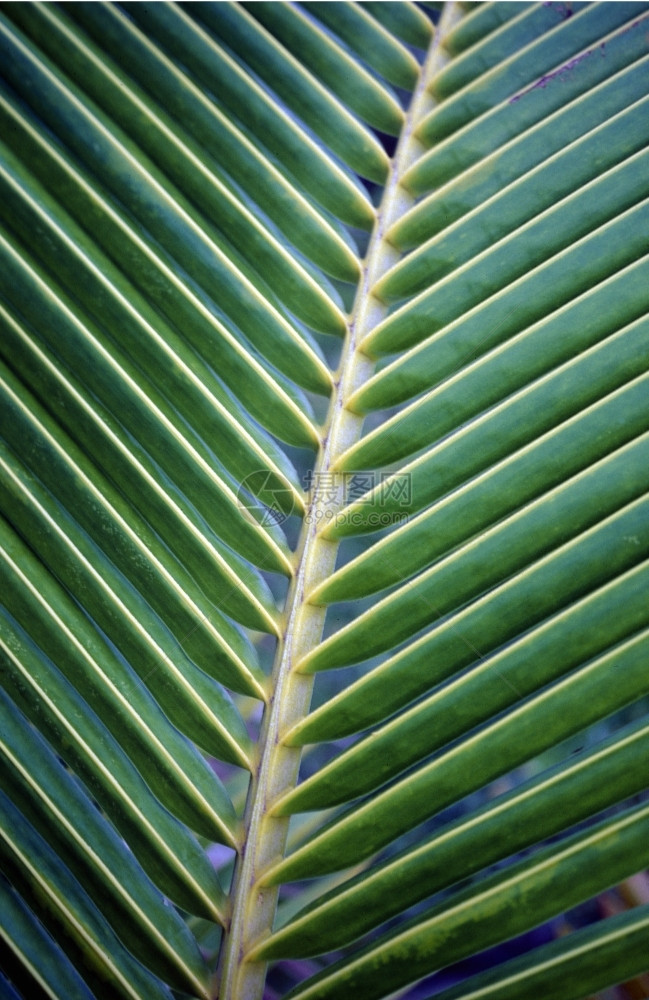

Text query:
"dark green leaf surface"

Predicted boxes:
[[0, 89, 321, 450], [327, 360, 649, 537], [262, 718, 649, 955], [363, 200, 649, 364], [0, 793, 178, 1000], [431, 2, 590, 102], [6, 4, 348, 338], [0, 442, 255, 763], [408, 12, 649, 194], [382, 105, 649, 301], [441, 3, 526, 57], [419, 4, 642, 144], [281, 803, 649, 1000], [335, 354, 649, 565], [301, 495, 649, 673], [361, 2, 433, 49], [303, 3, 421, 89], [185, 2, 390, 184], [0, 879, 97, 1000], [242, 4, 404, 136], [0, 691, 209, 996], [288, 557, 649, 746], [273, 628, 649, 873], [394, 56, 649, 247], [121, 1, 376, 228], [426, 904, 649, 1000], [355, 261, 649, 420], [0, 611, 231, 918], [3, 4, 649, 1000], [0, 16, 333, 393], [0, 518, 242, 839], [313, 432, 649, 603]]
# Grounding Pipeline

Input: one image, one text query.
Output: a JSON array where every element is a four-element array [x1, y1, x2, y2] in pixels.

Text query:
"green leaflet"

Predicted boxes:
[[313, 431, 649, 603], [355, 258, 649, 416], [334, 353, 649, 566], [426, 904, 649, 1000], [419, 4, 643, 143], [0, 691, 210, 997], [0, 441, 256, 763], [381, 104, 649, 301], [280, 803, 649, 1000], [362, 198, 649, 364], [5, 2, 350, 338], [0, 15, 333, 394], [0, 616, 231, 919], [0, 312, 281, 665], [242, 4, 404, 136], [0, 89, 321, 450], [300, 495, 649, 673], [0, 244, 294, 588], [394, 55, 649, 246], [0, 878, 96, 1000], [347, 253, 649, 473], [326, 348, 649, 536], [408, 11, 649, 192], [185, 3, 390, 184], [0, 792, 178, 1000], [0, 333, 266, 696], [0, 290, 282, 631], [258, 717, 649, 956], [120, 1, 376, 228], [441, 2, 527, 57], [0, 519, 242, 839], [271, 629, 649, 876], [0, 155, 296, 574], [303, 2, 421, 90], [361, 2, 433, 49], [431, 2, 591, 102], [292, 440, 649, 796], [58, 2, 360, 282], [287, 557, 649, 746]]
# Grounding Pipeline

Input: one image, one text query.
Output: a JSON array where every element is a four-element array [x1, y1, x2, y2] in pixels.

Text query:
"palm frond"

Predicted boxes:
[[1, 3, 648, 1000]]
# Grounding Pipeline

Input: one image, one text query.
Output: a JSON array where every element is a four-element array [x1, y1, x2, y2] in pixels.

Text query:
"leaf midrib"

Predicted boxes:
[[214, 6, 464, 997]]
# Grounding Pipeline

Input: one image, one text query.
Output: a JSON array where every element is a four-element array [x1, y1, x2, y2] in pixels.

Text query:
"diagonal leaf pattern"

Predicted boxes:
[[1, 3, 648, 1000]]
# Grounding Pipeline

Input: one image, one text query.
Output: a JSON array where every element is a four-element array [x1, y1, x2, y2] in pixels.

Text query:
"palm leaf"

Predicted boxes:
[[1, 3, 648, 1000]]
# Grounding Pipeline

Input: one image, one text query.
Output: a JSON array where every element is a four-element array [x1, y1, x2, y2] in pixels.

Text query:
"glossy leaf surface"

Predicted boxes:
[[2, 4, 648, 1000]]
